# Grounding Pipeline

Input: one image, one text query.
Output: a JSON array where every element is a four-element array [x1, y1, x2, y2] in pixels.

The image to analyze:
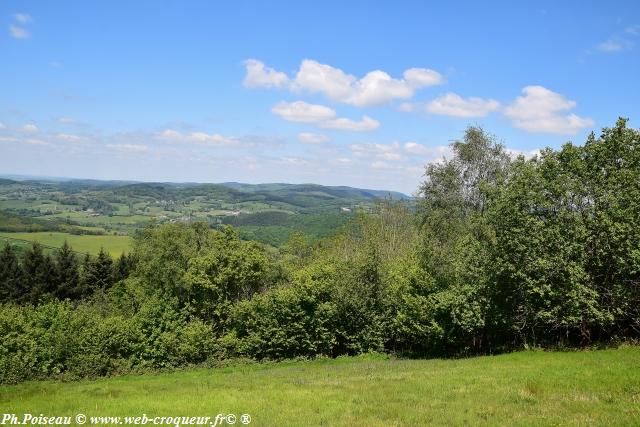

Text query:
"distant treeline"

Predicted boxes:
[[1, 118, 639, 384], [223, 211, 351, 246], [0, 210, 104, 235], [0, 242, 133, 304]]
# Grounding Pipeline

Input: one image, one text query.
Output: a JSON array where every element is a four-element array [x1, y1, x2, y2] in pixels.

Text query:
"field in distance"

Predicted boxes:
[[0, 232, 132, 256], [1, 347, 638, 426], [0, 177, 410, 249]]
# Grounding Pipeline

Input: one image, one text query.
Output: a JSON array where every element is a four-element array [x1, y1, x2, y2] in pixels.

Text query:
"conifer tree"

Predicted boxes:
[[113, 252, 132, 282], [93, 248, 114, 290], [53, 241, 80, 300], [0, 244, 25, 302], [80, 252, 96, 294], [21, 242, 55, 303]]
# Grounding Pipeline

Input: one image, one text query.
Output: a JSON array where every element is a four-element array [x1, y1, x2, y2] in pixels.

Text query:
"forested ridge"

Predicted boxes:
[[1, 118, 639, 384]]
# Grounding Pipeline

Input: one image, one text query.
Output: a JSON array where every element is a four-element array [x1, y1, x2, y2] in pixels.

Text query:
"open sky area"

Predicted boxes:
[[1, 1, 639, 194]]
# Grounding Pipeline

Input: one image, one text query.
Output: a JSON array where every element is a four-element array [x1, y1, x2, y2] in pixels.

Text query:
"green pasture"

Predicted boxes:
[[0, 232, 133, 255], [1, 348, 638, 426]]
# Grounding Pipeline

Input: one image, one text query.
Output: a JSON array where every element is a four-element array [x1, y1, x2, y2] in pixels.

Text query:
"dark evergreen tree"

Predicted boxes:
[[80, 253, 96, 293], [53, 241, 81, 300], [21, 242, 55, 303], [0, 244, 25, 302], [113, 252, 133, 282], [93, 248, 114, 290]]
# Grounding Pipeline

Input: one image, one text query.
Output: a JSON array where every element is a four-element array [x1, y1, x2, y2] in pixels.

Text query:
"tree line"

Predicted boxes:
[[0, 118, 638, 384], [0, 243, 134, 303]]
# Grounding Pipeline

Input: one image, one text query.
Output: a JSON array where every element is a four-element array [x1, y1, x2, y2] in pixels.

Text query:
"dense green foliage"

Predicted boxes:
[[1, 118, 639, 384]]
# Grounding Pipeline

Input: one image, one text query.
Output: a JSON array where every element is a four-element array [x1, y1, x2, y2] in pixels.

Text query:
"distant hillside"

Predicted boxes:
[[0, 176, 412, 246], [220, 182, 410, 200]]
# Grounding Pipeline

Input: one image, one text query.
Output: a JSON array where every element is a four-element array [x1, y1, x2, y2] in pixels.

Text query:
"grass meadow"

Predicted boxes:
[[1, 348, 638, 426], [0, 232, 133, 255]]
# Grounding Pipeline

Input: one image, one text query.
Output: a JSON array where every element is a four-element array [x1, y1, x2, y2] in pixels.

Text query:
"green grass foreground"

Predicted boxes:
[[1, 348, 639, 426]]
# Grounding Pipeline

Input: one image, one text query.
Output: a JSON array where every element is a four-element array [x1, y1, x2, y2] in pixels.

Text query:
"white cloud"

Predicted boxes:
[[55, 133, 83, 142], [272, 101, 379, 132], [57, 117, 77, 124], [0, 123, 6, 130], [243, 59, 290, 89], [403, 68, 445, 88], [278, 157, 310, 166], [106, 144, 150, 153], [504, 86, 594, 135], [626, 25, 640, 35], [271, 101, 335, 123], [245, 59, 445, 107], [22, 124, 38, 133], [9, 25, 29, 39], [596, 39, 633, 53], [157, 129, 238, 146], [13, 13, 31, 24], [404, 142, 451, 158], [319, 116, 380, 132], [333, 157, 352, 165], [297, 132, 330, 144], [339, 70, 414, 107], [189, 132, 238, 146], [371, 160, 390, 170], [426, 93, 500, 118], [158, 129, 182, 139], [349, 142, 401, 160]]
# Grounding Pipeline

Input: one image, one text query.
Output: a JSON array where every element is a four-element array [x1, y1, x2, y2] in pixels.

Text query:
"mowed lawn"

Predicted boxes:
[[0, 232, 133, 256], [1, 348, 639, 426]]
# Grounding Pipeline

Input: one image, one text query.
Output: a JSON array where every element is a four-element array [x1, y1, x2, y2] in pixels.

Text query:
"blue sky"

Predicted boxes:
[[0, 1, 639, 194]]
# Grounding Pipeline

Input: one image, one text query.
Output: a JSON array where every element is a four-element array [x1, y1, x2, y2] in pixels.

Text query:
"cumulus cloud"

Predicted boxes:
[[13, 13, 31, 24], [272, 101, 380, 132], [9, 13, 32, 39], [271, 101, 335, 123], [349, 142, 402, 161], [9, 25, 29, 39], [245, 59, 445, 107], [319, 116, 379, 132], [297, 132, 330, 144], [626, 25, 640, 36], [278, 156, 310, 166], [333, 157, 352, 165], [106, 144, 151, 154], [504, 86, 594, 135], [426, 93, 500, 118], [243, 59, 290, 88], [595, 26, 638, 53], [0, 122, 6, 130], [22, 124, 38, 133], [55, 133, 83, 142], [596, 39, 633, 53], [157, 129, 238, 146], [403, 68, 444, 88], [403, 142, 451, 157]]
